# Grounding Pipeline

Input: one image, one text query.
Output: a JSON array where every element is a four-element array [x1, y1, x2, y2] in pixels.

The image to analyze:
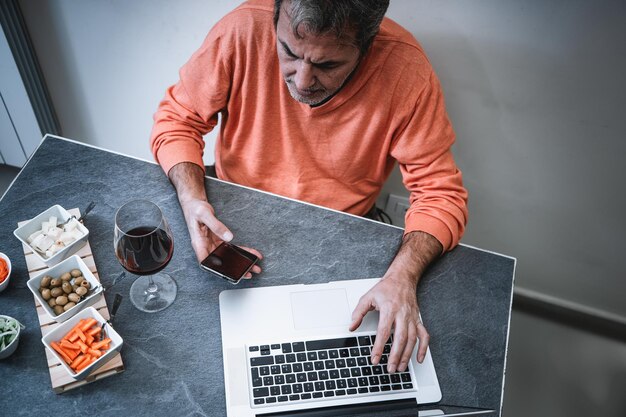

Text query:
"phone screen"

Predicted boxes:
[[200, 242, 259, 284]]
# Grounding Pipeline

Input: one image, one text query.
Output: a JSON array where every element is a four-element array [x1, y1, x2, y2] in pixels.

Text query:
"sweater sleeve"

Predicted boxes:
[[390, 70, 468, 252], [149, 21, 233, 176]]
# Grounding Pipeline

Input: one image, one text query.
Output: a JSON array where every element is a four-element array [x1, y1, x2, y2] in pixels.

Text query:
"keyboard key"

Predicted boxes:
[[401, 373, 411, 382], [260, 366, 270, 376], [383, 344, 391, 354], [329, 350, 339, 359], [249, 346, 259, 352], [286, 354, 296, 363], [292, 342, 305, 352], [336, 389, 346, 396], [297, 373, 307, 382], [270, 365, 280, 375], [360, 347, 371, 356], [369, 386, 380, 393], [281, 364, 292, 374], [307, 352, 318, 361], [379, 355, 388, 364], [347, 378, 358, 388], [270, 386, 281, 396], [323, 391, 335, 397], [313, 392, 323, 398], [358, 377, 369, 387], [252, 377, 262, 387], [275, 375, 285, 384], [314, 382, 325, 391], [357, 357, 367, 366], [335, 359, 346, 368], [306, 337, 358, 351], [253, 387, 269, 398], [263, 376, 273, 386], [254, 398, 265, 405], [282, 343, 292, 353], [392, 384, 402, 390], [260, 345, 270, 351], [349, 348, 360, 357], [337, 379, 347, 389], [350, 368, 361, 377], [275, 355, 285, 364], [319, 371, 329, 380], [271, 344, 280, 350], [281, 385, 292, 395], [325, 360, 335, 369], [381, 385, 391, 391], [307, 372, 318, 381], [296, 353, 307, 362], [278, 395, 288, 402], [301, 393, 312, 399], [329, 370, 339, 379], [325, 380, 336, 390], [372, 366, 383, 375], [369, 376, 380, 385], [340, 369, 350, 378], [358, 387, 368, 394], [289, 394, 300, 401], [358, 336, 371, 346], [251, 368, 259, 379], [403, 383, 413, 389], [339, 349, 349, 358], [293, 363, 303, 372], [347, 358, 357, 367], [293, 383, 303, 393], [251, 357, 274, 366], [380, 375, 390, 384], [391, 374, 401, 384], [266, 397, 277, 403], [286, 374, 296, 383], [318, 351, 329, 360], [361, 366, 372, 376], [261, 349, 271, 356], [314, 361, 324, 370], [304, 383, 314, 392], [304, 362, 314, 371], [347, 388, 357, 395]]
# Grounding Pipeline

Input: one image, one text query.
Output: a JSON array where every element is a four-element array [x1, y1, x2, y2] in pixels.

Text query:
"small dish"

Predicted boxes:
[[13, 205, 89, 267], [0, 315, 23, 359], [27, 255, 103, 323], [0, 252, 11, 293], [42, 307, 123, 380]]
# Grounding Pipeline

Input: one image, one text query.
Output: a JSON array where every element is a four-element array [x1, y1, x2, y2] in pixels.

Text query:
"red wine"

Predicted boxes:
[[115, 226, 173, 275]]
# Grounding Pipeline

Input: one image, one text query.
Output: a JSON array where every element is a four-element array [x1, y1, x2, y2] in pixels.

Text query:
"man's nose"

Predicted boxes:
[[294, 62, 316, 91]]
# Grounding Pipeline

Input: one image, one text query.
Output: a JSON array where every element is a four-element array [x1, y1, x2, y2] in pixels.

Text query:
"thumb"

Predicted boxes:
[[350, 295, 373, 331], [199, 209, 233, 242]]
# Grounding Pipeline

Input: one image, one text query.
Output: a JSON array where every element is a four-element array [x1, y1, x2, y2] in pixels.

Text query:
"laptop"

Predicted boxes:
[[219, 278, 444, 417]]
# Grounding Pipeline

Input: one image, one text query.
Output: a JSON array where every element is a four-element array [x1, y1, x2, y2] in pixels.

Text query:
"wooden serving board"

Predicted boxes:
[[18, 208, 125, 394]]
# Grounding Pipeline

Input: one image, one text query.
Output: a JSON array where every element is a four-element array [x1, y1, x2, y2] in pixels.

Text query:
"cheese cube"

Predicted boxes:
[[49, 216, 58, 227]]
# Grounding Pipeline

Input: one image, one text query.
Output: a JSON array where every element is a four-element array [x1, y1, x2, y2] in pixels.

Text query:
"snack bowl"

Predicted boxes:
[[0, 315, 23, 359], [42, 307, 123, 380], [27, 255, 103, 323], [0, 252, 11, 293], [14, 204, 89, 267]]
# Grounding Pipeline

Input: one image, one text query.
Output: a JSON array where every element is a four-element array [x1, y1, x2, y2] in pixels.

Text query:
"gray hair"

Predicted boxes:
[[273, 0, 390, 55]]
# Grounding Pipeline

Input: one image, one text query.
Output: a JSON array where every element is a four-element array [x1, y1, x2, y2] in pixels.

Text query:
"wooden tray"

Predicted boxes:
[[18, 208, 125, 393]]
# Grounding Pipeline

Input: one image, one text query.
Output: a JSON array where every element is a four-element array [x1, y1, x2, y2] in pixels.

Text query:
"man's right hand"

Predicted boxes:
[[168, 162, 262, 278]]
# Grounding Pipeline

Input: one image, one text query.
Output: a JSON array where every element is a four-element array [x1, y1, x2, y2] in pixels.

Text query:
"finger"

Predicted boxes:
[[416, 321, 430, 363], [349, 295, 373, 331], [387, 319, 407, 373], [197, 210, 233, 242], [251, 264, 262, 274], [371, 313, 393, 366], [398, 323, 418, 372], [240, 246, 263, 260]]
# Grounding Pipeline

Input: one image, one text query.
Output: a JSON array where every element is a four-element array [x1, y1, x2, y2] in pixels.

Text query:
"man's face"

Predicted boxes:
[[276, 5, 361, 106]]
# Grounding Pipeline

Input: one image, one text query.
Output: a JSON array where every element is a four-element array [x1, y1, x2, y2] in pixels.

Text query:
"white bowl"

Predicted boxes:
[[42, 307, 123, 380], [27, 255, 103, 323], [13, 204, 89, 267], [0, 315, 22, 359], [0, 252, 10, 293]]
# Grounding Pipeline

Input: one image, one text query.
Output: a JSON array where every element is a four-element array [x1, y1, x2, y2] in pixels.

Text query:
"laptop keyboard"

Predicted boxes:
[[246, 333, 415, 408]]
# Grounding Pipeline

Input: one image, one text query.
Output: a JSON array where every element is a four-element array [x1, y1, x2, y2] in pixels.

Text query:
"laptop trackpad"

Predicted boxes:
[[291, 289, 351, 330]]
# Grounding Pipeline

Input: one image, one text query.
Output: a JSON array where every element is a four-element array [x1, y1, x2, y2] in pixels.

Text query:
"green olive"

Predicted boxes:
[[80, 280, 91, 289], [41, 288, 51, 301], [40, 276, 52, 288], [55, 295, 68, 306], [50, 287, 64, 298], [74, 276, 85, 286], [50, 278, 62, 287], [75, 286, 88, 297], [68, 293, 81, 303], [53, 305, 65, 315], [60, 272, 72, 281], [63, 302, 76, 311], [47, 298, 57, 307], [62, 282, 73, 294], [70, 269, 82, 278]]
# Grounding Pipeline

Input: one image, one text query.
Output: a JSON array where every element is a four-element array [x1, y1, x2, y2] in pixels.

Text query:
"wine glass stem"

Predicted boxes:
[[145, 276, 159, 300]]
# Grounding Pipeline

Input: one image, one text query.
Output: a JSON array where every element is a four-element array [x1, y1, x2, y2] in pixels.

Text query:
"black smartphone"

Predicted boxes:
[[200, 241, 259, 284]]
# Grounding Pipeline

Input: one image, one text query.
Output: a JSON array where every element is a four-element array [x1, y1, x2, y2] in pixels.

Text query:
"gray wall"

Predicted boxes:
[[17, 1, 626, 415]]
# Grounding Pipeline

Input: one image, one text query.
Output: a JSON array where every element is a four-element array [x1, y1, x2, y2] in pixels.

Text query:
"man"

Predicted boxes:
[[150, 0, 468, 375]]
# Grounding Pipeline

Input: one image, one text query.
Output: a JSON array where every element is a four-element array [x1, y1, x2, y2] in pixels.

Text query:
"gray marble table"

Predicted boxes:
[[0, 136, 515, 416]]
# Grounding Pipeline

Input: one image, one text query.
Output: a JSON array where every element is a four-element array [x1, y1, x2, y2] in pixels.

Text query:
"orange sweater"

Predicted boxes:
[[150, 0, 468, 251]]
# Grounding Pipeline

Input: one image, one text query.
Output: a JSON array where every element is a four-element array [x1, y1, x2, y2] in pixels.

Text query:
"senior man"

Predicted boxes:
[[150, 0, 468, 375]]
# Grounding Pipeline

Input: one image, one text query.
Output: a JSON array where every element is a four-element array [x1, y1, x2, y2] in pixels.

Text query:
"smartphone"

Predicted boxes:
[[200, 242, 259, 284]]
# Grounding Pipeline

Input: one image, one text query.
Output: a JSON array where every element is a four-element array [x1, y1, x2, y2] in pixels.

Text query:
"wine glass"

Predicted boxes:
[[114, 200, 177, 312]]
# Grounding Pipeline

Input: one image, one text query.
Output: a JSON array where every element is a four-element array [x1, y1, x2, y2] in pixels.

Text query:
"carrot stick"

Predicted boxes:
[[60, 340, 80, 350], [80, 318, 98, 332], [62, 346, 79, 361], [68, 331, 79, 343], [64, 320, 86, 340], [51, 341, 72, 364], [70, 353, 87, 369], [85, 333, 94, 346], [75, 328, 87, 343], [76, 355, 95, 372], [76, 339, 89, 354], [88, 348, 102, 358], [87, 326, 102, 337], [91, 338, 111, 350]]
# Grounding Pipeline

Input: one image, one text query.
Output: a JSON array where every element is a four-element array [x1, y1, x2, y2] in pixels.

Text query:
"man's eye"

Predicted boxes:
[[316, 63, 339, 70]]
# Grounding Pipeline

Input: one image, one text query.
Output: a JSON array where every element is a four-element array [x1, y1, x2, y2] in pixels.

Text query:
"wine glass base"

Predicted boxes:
[[129, 273, 177, 313]]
